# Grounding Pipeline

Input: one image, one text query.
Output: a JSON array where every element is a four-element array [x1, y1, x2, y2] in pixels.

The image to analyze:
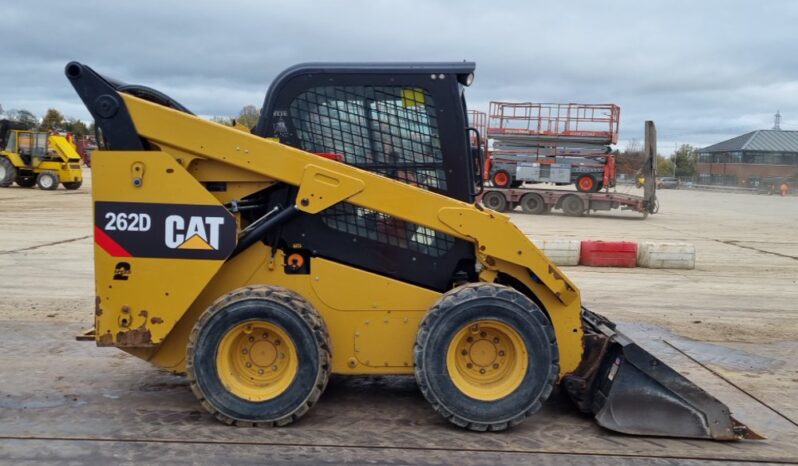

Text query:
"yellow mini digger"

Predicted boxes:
[[0, 120, 83, 190], [67, 61, 757, 439]]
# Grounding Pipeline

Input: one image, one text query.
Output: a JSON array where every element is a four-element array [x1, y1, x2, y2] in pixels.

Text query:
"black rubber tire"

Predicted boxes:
[[491, 170, 513, 189], [36, 171, 60, 190], [0, 157, 17, 187], [187, 285, 331, 427], [520, 193, 546, 214], [414, 283, 559, 432], [63, 180, 83, 190], [561, 195, 585, 217], [482, 191, 508, 212], [16, 176, 36, 188], [576, 175, 600, 193]]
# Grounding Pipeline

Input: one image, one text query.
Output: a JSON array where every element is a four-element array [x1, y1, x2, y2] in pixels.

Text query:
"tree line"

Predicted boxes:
[[614, 142, 698, 178], [2, 104, 261, 138], [3, 108, 93, 137]]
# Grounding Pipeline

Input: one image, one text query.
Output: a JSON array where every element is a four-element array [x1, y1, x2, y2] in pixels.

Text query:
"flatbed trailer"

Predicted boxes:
[[479, 121, 659, 219], [480, 186, 655, 217]]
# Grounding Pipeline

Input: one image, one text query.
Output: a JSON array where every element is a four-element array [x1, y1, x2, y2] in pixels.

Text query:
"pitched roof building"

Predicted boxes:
[[698, 129, 798, 186]]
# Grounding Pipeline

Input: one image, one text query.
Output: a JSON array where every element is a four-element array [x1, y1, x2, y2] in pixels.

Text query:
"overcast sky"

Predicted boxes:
[[2, 0, 796, 152]]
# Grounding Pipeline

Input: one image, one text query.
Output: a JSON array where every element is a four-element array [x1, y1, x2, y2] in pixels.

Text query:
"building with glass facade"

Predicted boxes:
[[697, 130, 798, 186]]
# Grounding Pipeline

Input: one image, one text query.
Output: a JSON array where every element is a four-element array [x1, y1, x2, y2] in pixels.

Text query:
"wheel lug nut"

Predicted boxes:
[[263, 333, 269, 339], [480, 331, 486, 338], [279, 352, 285, 359], [275, 340, 281, 346], [498, 350, 505, 357], [272, 365, 278, 371], [493, 337, 500, 343], [461, 350, 468, 356], [470, 324, 479, 332], [466, 337, 473, 343], [245, 362, 252, 368], [248, 337, 254, 343], [466, 363, 473, 369], [258, 368, 264, 375], [493, 363, 499, 369], [242, 349, 248, 354], [480, 368, 486, 374]]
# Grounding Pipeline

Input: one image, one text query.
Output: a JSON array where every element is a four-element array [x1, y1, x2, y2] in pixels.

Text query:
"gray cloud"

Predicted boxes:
[[2, 0, 796, 151]]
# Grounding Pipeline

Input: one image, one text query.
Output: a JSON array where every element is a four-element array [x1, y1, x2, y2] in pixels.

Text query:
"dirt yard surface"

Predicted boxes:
[[1, 171, 797, 464]]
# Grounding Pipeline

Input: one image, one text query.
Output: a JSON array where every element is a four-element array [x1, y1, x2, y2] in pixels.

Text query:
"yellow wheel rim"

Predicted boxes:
[[446, 320, 528, 401], [216, 320, 298, 402]]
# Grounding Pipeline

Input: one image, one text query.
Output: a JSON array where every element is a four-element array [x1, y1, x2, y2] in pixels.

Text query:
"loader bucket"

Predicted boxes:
[[563, 310, 762, 440]]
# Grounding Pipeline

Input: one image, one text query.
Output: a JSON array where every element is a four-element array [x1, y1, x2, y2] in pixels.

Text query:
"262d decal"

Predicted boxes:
[[94, 201, 236, 260]]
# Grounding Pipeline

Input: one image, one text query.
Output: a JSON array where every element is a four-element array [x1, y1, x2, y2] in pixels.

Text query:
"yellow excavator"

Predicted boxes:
[[0, 120, 83, 190], [67, 61, 757, 440]]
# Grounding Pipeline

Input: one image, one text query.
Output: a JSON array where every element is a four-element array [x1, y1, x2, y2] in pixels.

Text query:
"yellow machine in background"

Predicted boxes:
[[0, 120, 83, 190], [67, 61, 756, 440]]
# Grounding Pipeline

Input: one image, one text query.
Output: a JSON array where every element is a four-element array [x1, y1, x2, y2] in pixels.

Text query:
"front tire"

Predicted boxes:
[[414, 283, 558, 431], [63, 180, 82, 190], [491, 170, 512, 189], [36, 171, 59, 190], [187, 285, 331, 426], [576, 175, 599, 193]]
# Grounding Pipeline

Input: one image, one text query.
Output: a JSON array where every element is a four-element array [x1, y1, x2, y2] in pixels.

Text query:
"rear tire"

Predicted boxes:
[[63, 180, 82, 190], [491, 170, 512, 189], [187, 285, 331, 427], [414, 283, 558, 431], [482, 191, 508, 212], [561, 195, 585, 216], [36, 171, 59, 190], [520, 193, 546, 214], [0, 157, 16, 187]]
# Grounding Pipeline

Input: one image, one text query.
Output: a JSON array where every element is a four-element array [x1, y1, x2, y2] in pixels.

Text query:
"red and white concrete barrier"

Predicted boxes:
[[531, 239, 695, 269]]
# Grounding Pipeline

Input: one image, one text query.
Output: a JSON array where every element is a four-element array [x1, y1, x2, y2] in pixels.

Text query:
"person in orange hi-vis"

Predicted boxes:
[[781, 182, 789, 196]]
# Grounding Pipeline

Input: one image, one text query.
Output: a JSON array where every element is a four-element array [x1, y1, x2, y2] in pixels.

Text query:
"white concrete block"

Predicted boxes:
[[533, 239, 581, 266], [637, 242, 696, 269]]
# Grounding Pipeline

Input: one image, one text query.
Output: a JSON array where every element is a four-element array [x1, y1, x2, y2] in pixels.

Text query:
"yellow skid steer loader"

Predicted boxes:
[[67, 61, 757, 439]]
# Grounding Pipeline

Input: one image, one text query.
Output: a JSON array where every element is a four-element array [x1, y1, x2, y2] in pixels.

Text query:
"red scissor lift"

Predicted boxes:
[[478, 118, 658, 219], [485, 102, 620, 192]]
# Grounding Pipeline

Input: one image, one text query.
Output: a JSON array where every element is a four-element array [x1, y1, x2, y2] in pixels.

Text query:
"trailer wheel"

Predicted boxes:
[[415, 283, 558, 431], [491, 170, 512, 188], [576, 175, 599, 193], [482, 191, 508, 212], [561, 195, 585, 216], [63, 180, 83, 190], [187, 285, 331, 427], [0, 157, 16, 187], [36, 171, 60, 190], [520, 193, 546, 214]]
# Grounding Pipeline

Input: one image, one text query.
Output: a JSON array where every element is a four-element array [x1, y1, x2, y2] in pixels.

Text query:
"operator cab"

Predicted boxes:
[[0, 120, 49, 166], [253, 62, 480, 202]]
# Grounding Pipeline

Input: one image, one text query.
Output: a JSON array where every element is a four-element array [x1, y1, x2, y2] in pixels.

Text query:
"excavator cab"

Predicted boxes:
[[66, 61, 757, 440]]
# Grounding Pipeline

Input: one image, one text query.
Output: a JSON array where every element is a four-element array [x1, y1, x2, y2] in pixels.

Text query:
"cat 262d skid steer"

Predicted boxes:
[[67, 61, 758, 440]]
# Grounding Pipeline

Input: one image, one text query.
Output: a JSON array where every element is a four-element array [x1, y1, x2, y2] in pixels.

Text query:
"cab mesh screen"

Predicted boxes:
[[289, 86, 455, 257], [289, 86, 446, 191]]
